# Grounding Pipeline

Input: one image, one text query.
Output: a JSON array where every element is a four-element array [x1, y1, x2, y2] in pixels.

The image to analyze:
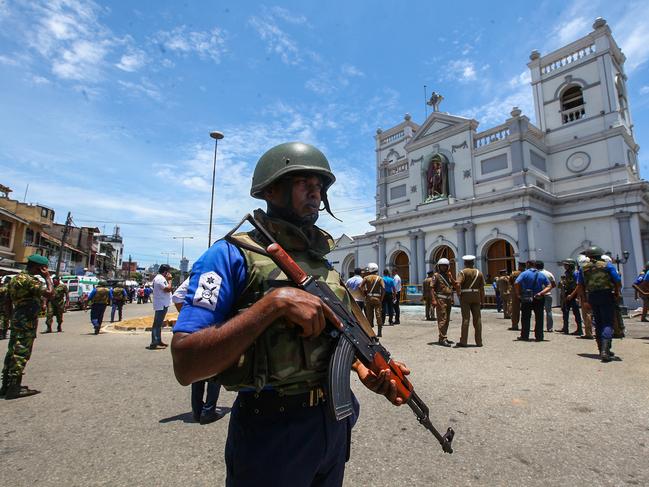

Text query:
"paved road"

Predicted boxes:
[[1, 303, 648, 486]]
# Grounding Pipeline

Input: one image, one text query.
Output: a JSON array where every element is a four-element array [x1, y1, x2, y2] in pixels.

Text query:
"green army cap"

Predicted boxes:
[[250, 142, 335, 199], [27, 254, 49, 266]]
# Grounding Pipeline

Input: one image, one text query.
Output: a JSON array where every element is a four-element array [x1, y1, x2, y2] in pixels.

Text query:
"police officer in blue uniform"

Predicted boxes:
[[576, 246, 622, 362], [171, 142, 409, 487]]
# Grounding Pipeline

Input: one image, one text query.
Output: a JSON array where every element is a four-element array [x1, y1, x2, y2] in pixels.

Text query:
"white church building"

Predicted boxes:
[[329, 18, 648, 300]]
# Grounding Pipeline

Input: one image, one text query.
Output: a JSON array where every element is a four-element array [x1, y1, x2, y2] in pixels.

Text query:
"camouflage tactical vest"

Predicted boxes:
[[93, 287, 110, 305], [582, 261, 613, 292], [52, 284, 67, 306], [217, 210, 349, 395], [8, 272, 44, 323], [112, 286, 125, 302]]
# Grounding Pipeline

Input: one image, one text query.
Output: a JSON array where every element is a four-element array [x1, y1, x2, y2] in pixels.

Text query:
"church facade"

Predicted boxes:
[[329, 18, 648, 300]]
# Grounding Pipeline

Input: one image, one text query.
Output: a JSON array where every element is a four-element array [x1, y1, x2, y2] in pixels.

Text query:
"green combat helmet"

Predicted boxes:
[[563, 258, 576, 267], [250, 142, 338, 220], [582, 246, 605, 259]]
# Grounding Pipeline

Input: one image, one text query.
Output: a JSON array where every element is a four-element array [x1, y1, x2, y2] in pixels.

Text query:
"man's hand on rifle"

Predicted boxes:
[[353, 359, 410, 406], [270, 287, 343, 338]]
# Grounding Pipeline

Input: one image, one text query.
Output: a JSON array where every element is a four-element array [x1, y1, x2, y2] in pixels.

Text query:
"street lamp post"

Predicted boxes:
[[208, 131, 224, 249]]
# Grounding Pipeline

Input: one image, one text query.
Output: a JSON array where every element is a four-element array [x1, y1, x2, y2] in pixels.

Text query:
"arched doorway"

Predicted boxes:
[[341, 254, 355, 279], [485, 239, 516, 282], [430, 245, 457, 277], [391, 250, 410, 283]]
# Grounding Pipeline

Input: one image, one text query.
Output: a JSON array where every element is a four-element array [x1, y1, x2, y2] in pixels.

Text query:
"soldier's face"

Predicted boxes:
[[290, 175, 322, 219], [439, 265, 448, 272]]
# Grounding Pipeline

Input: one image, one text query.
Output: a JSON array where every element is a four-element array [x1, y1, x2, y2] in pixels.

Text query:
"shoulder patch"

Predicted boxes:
[[193, 271, 222, 311]]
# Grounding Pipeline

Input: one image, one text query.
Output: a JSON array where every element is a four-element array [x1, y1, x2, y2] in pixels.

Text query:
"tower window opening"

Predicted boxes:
[[561, 86, 585, 124]]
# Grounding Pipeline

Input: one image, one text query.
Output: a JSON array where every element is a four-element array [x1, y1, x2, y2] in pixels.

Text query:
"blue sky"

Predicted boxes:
[[1, 0, 649, 269]]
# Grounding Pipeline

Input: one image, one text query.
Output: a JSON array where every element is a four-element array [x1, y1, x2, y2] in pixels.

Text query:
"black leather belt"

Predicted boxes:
[[237, 387, 326, 416]]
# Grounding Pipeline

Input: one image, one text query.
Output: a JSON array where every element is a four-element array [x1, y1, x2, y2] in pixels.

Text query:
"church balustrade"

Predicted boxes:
[[541, 43, 596, 75], [381, 131, 405, 145], [474, 125, 511, 148], [561, 104, 586, 124], [386, 160, 408, 176]]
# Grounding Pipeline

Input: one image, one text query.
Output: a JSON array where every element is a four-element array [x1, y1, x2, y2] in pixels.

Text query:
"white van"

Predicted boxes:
[[60, 275, 99, 309]]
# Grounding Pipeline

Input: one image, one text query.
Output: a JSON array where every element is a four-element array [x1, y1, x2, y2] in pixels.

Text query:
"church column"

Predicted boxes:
[[464, 222, 476, 258], [447, 162, 456, 198], [512, 213, 530, 262], [378, 236, 386, 273], [641, 231, 649, 264], [417, 230, 427, 281], [454, 223, 466, 270], [615, 212, 638, 296], [408, 232, 419, 284]]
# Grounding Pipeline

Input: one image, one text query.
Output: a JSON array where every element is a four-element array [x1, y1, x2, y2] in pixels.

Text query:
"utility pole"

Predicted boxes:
[[54, 212, 72, 278], [128, 254, 132, 280], [161, 251, 176, 265]]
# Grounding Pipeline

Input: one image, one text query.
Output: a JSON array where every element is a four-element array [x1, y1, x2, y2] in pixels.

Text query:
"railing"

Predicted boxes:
[[561, 105, 586, 124], [381, 131, 404, 145], [474, 125, 510, 148], [527, 125, 544, 139], [541, 44, 596, 75], [387, 161, 408, 176]]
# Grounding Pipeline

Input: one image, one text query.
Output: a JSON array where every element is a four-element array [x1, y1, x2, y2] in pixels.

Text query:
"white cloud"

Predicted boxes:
[[32, 75, 51, 84], [248, 11, 302, 65], [341, 64, 364, 77], [640, 85, 649, 95], [116, 48, 146, 72], [155, 25, 226, 63], [117, 79, 162, 101], [614, 4, 649, 73], [461, 81, 534, 127], [508, 70, 531, 89], [305, 77, 336, 95], [552, 17, 590, 47], [445, 59, 478, 83], [52, 38, 111, 80], [0, 54, 19, 66], [270, 6, 308, 25]]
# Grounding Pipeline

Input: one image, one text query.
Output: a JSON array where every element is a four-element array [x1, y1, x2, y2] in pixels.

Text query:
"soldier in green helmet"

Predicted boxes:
[[576, 246, 622, 362], [171, 141, 409, 486], [558, 258, 582, 334], [1, 254, 53, 399]]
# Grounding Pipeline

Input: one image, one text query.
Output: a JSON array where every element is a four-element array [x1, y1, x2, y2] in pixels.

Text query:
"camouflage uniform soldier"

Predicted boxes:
[[0, 276, 12, 340], [577, 246, 622, 362], [422, 270, 436, 321], [577, 254, 594, 339], [431, 258, 455, 347], [558, 259, 582, 335], [496, 269, 512, 319], [508, 262, 526, 331], [361, 263, 385, 337], [601, 254, 625, 338], [44, 278, 68, 333], [455, 255, 485, 347], [0, 254, 53, 399]]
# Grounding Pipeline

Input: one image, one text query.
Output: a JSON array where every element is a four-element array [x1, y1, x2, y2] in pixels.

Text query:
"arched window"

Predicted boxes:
[[430, 245, 457, 277], [561, 86, 585, 124]]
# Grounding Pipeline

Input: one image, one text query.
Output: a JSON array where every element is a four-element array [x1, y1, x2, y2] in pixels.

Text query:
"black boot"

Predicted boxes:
[[377, 322, 383, 338], [0, 373, 8, 397], [5, 377, 40, 399], [600, 339, 611, 363], [57, 324, 62, 332]]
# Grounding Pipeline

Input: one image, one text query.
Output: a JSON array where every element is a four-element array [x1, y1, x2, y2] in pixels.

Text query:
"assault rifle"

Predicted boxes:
[[226, 214, 455, 454]]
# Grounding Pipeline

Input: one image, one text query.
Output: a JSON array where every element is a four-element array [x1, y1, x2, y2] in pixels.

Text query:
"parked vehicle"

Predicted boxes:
[[60, 275, 99, 310]]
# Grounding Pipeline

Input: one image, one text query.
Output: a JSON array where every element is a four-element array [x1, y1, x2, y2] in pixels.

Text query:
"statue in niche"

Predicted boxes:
[[425, 155, 449, 202]]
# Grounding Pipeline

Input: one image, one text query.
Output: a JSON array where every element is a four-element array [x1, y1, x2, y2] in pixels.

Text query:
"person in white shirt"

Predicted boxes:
[[149, 264, 172, 349], [392, 269, 402, 325], [535, 261, 556, 332], [345, 268, 364, 311]]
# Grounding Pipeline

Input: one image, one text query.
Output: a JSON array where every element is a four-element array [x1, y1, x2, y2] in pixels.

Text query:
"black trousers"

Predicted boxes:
[[382, 296, 394, 324], [393, 299, 400, 323], [521, 299, 544, 340]]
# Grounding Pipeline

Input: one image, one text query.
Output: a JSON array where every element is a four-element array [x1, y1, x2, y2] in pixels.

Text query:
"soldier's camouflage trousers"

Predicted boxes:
[[46, 304, 64, 326], [436, 298, 452, 341], [0, 313, 9, 336], [2, 327, 36, 379]]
